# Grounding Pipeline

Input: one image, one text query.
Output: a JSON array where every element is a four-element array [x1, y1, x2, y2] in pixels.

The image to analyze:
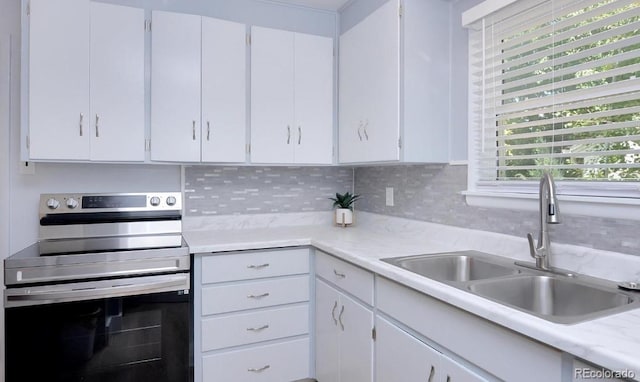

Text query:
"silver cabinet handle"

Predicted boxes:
[[247, 263, 270, 269], [248, 365, 270, 373], [298, 126, 302, 144], [95, 114, 100, 138], [331, 300, 338, 325], [333, 269, 346, 278], [338, 305, 345, 331], [363, 120, 369, 140], [428, 365, 436, 382], [247, 292, 270, 299], [287, 125, 291, 144], [79, 113, 84, 136], [446, 375, 451, 382], [192, 120, 196, 140], [246, 324, 269, 331], [207, 121, 211, 141], [357, 121, 363, 141]]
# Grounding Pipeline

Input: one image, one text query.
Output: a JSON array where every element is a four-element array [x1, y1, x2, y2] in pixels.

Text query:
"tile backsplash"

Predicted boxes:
[[184, 166, 353, 216], [184, 164, 639, 255], [354, 164, 640, 255]]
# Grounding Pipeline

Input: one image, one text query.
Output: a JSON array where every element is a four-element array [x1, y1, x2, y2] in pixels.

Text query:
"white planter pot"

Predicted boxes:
[[334, 208, 353, 226]]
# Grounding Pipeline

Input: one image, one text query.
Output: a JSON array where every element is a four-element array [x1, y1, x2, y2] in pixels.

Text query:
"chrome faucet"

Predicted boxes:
[[526, 172, 560, 270]]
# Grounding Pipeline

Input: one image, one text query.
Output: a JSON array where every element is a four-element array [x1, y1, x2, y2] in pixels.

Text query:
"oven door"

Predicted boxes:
[[5, 273, 192, 382]]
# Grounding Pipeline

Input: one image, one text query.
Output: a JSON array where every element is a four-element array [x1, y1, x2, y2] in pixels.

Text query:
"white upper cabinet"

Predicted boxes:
[[250, 27, 295, 164], [152, 12, 247, 163], [28, 0, 90, 160], [89, 2, 144, 162], [28, 0, 145, 162], [339, 0, 400, 164], [293, 33, 334, 164], [339, 0, 450, 164], [251, 26, 333, 164], [151, 11, 202, 162], [201, 17, 247, 163]]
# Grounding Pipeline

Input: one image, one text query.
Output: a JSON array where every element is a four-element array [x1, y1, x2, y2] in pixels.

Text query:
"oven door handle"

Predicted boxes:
[[5, 274, 189, 307]]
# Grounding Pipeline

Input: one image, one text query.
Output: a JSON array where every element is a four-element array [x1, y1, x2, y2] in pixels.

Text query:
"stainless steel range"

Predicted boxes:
[[4, 192, 192, 382]]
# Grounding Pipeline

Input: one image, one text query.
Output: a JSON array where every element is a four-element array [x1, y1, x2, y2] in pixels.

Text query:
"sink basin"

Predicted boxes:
[[382, 251, 518, 282], [470, 275, 637, 324], [381, 251, 640, 324]]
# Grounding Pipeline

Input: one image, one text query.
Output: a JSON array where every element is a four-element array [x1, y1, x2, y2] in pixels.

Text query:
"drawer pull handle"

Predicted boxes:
[[331, 300, 338, 325], [247, 292, 270, 299], [247, 263, 270, 269], [333, 269, 346, 278], [338, 305, 345, 331], [446, 375, 451, 382], [246, 324, 269, 332], [428, 365, 435, 382], [248, 365, 270, 373]]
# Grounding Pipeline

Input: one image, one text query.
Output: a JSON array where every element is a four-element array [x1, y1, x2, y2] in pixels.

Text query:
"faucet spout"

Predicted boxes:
[[528, 172, 560, 270]]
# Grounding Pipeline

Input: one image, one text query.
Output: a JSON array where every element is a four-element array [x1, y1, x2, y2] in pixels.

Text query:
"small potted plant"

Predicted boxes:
[[329, 192, 361, 227]]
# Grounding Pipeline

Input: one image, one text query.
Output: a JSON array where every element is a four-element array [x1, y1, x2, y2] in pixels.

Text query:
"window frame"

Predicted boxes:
[[463, 0, 640, 221]]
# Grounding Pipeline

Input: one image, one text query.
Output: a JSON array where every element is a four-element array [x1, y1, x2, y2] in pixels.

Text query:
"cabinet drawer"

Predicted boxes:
[[202, 304, 309, 351], [202, 338, 310, 382], [202, 275, 309, 315], [315, 251, 374, 305], [201, 248, 309, 283]]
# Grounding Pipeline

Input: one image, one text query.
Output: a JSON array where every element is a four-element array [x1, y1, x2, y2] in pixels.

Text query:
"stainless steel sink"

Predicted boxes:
[[382, 251, 518, 282], [469, 275, 637, 324], [381, 251, 640, 324]]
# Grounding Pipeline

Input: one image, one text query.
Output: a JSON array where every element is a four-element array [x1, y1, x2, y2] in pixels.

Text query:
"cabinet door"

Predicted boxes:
[[339, 0, 400, 163], [315, 279, 340, 382], [201, 17, 246, 163], [89, 3, 144, 162], [376, 316, 442, 382], [439, 354, 490, 382], [338, 18, 367, 164], [28, 0, 90, 160], [151, 11, 201, 162], [339, 293, 373, 382], [293, 32, 333, 164], [250, 26, 295, 164]]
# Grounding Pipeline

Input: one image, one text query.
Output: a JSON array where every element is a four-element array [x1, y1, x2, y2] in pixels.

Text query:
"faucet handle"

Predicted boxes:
[[526, 233, 538, 259]]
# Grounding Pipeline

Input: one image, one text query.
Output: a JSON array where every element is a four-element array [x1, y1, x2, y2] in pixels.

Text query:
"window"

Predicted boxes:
[[464, 0, 640, 216]]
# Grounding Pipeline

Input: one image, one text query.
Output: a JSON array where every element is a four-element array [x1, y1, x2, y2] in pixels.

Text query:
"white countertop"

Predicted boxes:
[[184, 212, 640, 379]]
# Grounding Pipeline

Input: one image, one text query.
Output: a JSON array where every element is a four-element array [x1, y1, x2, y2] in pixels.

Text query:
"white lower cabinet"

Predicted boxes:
[[194, 248, 312, 382], [315, 252, 374, 382], [377, 277, 564, 382], [376, 316, 488, 382], [202, 338, 310, 382]]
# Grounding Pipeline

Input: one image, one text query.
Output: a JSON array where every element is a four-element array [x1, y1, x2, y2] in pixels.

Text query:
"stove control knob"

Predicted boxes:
[[66, 198, 79, 209], [46, 198, 60, 210], [150, 196, 161, 206], [166, 196, 177, 206]]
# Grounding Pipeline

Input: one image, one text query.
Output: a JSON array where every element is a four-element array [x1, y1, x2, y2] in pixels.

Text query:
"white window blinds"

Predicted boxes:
[[468, 0, 640, 192]]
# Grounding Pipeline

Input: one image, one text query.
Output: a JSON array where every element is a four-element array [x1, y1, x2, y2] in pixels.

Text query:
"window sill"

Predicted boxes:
[[463, 191, 640, 221]]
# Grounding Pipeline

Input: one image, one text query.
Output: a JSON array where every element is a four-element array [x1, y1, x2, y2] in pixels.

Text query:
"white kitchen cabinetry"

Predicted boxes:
[[89, 2, 144, 161], [377, 276, 563, 382], [28, 0, 89, 160], [338, 0, 450, 164], [194, 248, 312, 382], [251, 26, 333, 164], [376, 316, 488, 382], [201, 17, 247, 163], [315, 251, 374, 382], [27, 0, 144, 161], [151, 11, 201, 162], [151, 12, 246, 163]]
